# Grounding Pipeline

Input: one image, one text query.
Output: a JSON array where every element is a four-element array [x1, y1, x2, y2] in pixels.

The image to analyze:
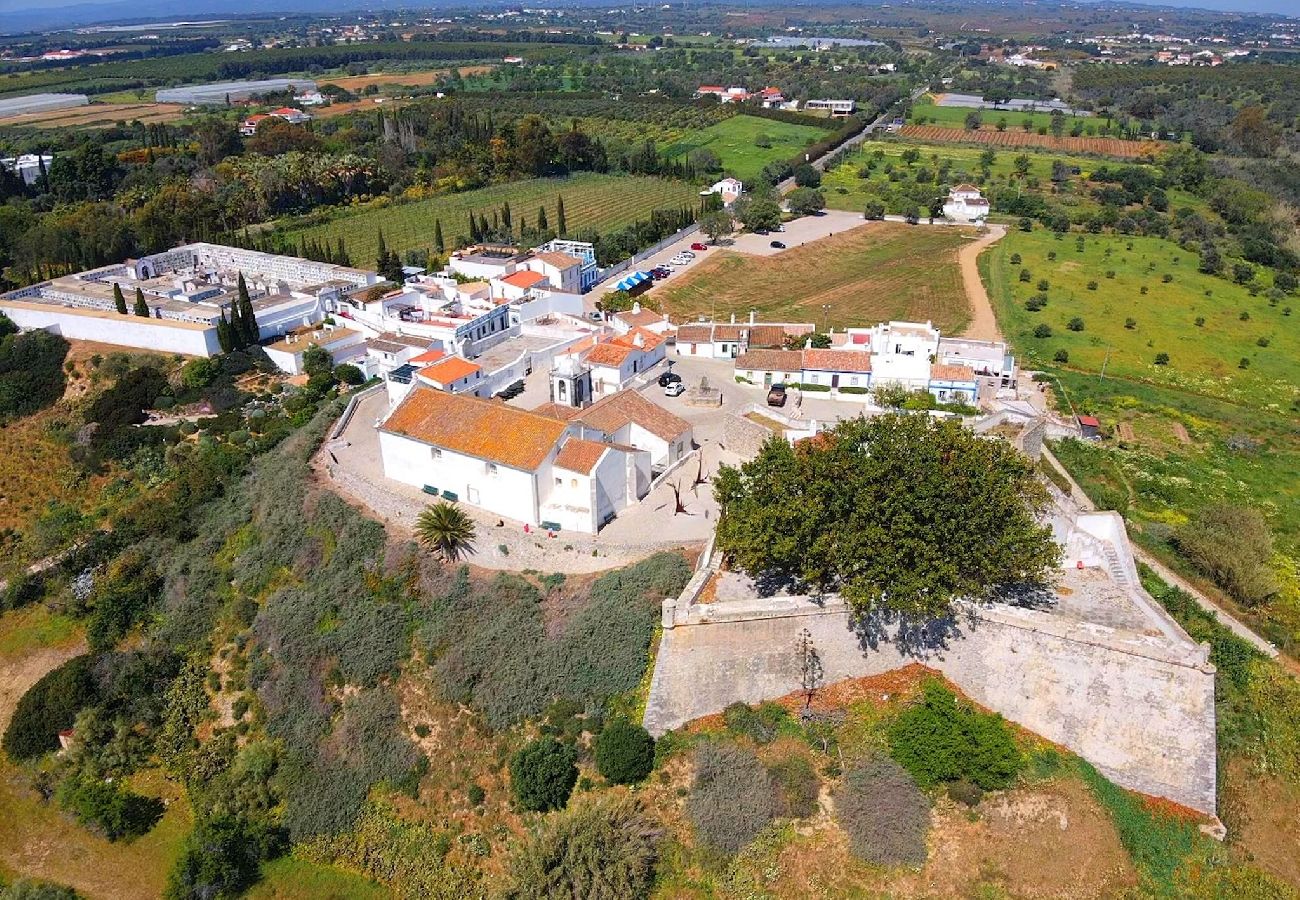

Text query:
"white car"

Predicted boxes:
[[664, 382, 686, 397], [680, 250, 696, 258], [669, 254, 691, 266]]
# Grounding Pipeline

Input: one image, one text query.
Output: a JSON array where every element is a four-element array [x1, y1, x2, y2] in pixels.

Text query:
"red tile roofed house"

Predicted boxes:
[[493, 268, 549, 302], [269, 106, 312, 124], [611, 301, 672, 336], [523, 251, 583, 293], [570, 389, 693, 467], [583, 329, 667, 398], [239, 113, 269, 136], [417, 355, 484, 395], [927, 363, 978, 404], [378, 386, 648, 533], [734, 349, 803, 387], [674, 318, 815, 359], [800, 348, 873, 393], [1077, 415, 1101, 439]]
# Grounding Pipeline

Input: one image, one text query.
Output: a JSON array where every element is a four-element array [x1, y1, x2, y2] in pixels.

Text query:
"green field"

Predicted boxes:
[[912, 98, 1097, 134], [985, 230, 1299, 407], [652, 222, 974, 332], [663, 113, 832, 182], [249, 856, 389, 899], [274, 173, 701, 265]]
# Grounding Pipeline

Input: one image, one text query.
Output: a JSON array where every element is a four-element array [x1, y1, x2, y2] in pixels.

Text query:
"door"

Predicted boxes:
[[467, 486, 480, 504], [764, 372, 773, 387], [831, 374, 840, 389]]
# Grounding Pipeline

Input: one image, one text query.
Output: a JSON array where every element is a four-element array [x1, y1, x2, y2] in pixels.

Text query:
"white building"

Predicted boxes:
[[700, 177, 743, 206], [378, 386, 650, 533], [546, 389, 694, 468], [573, 328, 668, 399], [610, 302, 673, 336], [675, 317, 814, 359], [803, 99, 856, 117], [263, 322, 368, 375], [0, 153, 53, 185], [943, 184, 990, 224]]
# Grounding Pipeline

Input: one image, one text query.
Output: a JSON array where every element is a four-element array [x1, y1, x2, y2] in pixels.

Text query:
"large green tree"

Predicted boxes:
[[713, 414, 1059, 619]]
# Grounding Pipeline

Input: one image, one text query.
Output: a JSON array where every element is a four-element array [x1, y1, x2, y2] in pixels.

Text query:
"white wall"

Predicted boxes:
[[379, 430, 542, 524], [2, 304, 220, 356]]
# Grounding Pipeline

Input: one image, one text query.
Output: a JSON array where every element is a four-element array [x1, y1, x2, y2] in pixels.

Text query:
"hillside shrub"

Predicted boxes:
[[0, 328, 69, 422], [766, 751, 820, 819], [504, 795, 660, 900], [1, 571, 47, 612], [887, 679, 1022, 791], [3, 654, 97, 760], [1174, 505, 1279, 607], [0, 879, 80, 900], [835, 754, 929, 867], [722, 701, 793, 745], [595, 721, 654, 785], [56, 770, 165, 841], [687, 742, 778, 853], [511, 738, 578, 812]]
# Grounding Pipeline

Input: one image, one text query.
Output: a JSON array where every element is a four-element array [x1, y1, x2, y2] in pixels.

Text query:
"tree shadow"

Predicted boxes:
[[848, 604, 976, 660], [988, 580, 1057, 610]]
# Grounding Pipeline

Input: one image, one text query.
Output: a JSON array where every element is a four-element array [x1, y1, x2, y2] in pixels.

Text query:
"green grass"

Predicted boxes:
[[912, 98, 1096, 134], [986, 229, 1300, 408], [663, 114, 832, 182], [653, 222, 973, 332], [248, 856, 389, 900], [0, 606, 80, 657], [273, 173, 702, 265]]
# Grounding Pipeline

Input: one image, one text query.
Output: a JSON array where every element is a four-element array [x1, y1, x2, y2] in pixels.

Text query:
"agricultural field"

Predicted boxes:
[[983, 228, 1300, 647], [0, 101, 184, 129], [663, 113, 832, 182], [274, 173, 702, 266], [319, 65, 494, 94], [652, 222, 974, 332], [898, 125, 1160, 160], [912, 97, 1095, 134]]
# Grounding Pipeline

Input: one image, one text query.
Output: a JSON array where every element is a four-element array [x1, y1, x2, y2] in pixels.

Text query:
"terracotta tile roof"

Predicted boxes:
[[554, 437, 612, 475], [381, 386, 567, 470], [501, 270, 547, 289], [420, 356, 481, 384], [457, 281, 491, 295], [711, 324, 744, 341], [614, 307, 666, 328], [676, 324, 714, 344], [531, 402, 582, 421], [802, 349, 872, 373], [746, 325, 788, 348], [585, 342, 635, 367], [930, 363, 976, 382], [575, 390, 691, 443], [952, 183, 980, 193], [532, 252, 582, 269], [374, 331, 432, 349], [409, 349, 447, 365], [734, 349, 802, 372], [611, 327, 666, 351]]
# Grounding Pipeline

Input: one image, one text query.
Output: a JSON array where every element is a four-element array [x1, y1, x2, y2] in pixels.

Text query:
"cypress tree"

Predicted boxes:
[[479, 214, 490, 239], [434, 219, 444, 252], [228, 299, 245, 350], [468, 212, 478, 243], [133, 287, 149, 317], [112, 282, 127, 315], [376, 230, 387, 271], [538, 205, 548, 232], [502, 201, 512, 233], [237, 273, 258, 345], [337, 237, 348, 267], [217, 309, 233, 353], [556, 195, 566, 235]]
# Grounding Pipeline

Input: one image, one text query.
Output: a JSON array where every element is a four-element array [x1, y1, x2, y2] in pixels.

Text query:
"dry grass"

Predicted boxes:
[[0, 102, 184, 129], [651, 222, 974, 333], [321, 65, 493, 92]]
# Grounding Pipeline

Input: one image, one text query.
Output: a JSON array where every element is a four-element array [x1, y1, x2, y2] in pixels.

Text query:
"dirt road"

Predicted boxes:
[[957, 224, 1006, 343]]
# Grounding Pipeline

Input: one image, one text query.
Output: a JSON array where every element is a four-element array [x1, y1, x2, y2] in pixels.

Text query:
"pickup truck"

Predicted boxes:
[[766, 384, 787, 407]]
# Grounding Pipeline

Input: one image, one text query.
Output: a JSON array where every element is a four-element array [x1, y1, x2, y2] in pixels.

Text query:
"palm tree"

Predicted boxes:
[[415, 502, 477, 561]]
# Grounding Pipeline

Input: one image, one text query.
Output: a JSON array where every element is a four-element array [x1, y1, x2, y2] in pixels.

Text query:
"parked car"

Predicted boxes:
[[669, 254, 691, 266], [664, 382, 686, 397], [650, 266, 671, 280], [766, 384, 788, 407], [658, 371, 682, 387], [690, 242, 708, 251], [755, 228, 769, 235], [680, 250, 696, 259], [770, 240, 786, 249]]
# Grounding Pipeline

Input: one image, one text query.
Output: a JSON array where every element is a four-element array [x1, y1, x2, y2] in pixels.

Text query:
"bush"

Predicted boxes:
[[1154, 352, 1170, 365], [1033, 324, 1053, 338], [687, 742, 778, 853], [1, 571, 47, 612], [1067, 317, 1085, 332], [333, 363, 364, 385], [835, 754, 929, 867], [3, 654, 97, 760], [1175, 505, 1279, 606], [504, 795, 660, 900], [595, 721, 655, 785], [511, 738, 578, 812], [766, 752, 820, 819], [0, 879, 80, 900], [887, 679, 1022, 791], [1053, 349, 1069, 364], [0, 328, 69, 422], [56, 770, 165, 841], [722, 701, 791, 745]]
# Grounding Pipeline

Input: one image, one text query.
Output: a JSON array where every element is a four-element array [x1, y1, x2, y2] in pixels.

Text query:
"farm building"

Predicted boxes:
[[156, 79, 317, 105], [0, 93, 88, 118]]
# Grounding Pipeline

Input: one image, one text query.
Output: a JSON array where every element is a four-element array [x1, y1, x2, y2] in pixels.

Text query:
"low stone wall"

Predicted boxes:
[[721, 413, 773, 459]]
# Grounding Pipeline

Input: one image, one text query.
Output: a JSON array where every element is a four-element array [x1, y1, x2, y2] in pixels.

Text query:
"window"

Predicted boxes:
[[486, 462, 498, 476], [570, 478, 578, 488], [555, 478, 562, 487], [850, 376, 859, 387], [430, 447, 442, 459]]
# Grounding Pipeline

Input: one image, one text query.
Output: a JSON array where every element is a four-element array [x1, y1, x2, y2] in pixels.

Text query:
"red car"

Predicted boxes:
[[690, 242, 708, 251]]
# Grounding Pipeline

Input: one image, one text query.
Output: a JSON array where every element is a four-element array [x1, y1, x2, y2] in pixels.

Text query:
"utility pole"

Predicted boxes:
[[822, 303, 830, 333], [1100, 345, 1111, 380]]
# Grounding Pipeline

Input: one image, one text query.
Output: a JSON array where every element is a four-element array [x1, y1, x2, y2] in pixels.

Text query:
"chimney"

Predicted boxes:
[[632, 300, 641, 314], [633, 332, 644, 348], [730, 312, 736, 324], [749, 309, 756, 325]]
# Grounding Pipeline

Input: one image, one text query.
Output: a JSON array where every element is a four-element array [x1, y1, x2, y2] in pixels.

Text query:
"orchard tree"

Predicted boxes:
[[736, 197, 782, 233], [786, 188, 826, 217], [713, 414, 1059, 620], [699, 209, 734, 243]]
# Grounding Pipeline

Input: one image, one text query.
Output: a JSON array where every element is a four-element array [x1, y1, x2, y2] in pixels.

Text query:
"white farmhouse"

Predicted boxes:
[[943, 183, 990, 224]]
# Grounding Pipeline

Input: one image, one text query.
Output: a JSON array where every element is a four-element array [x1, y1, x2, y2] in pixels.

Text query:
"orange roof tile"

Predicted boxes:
[[532, 252, 582, 269], [801, 348, 872, 373], [574, 390, 691, 443], [676, 324, 714, 344], [585, 342, 635, 367], [614, 307, 666, 328], [734, 349, 801, 372], [409, 349, 447, 365], [500, 270, 547, 289], [382, 387, 567, 470], [531, 402, 582, 421], [611, 327, 666, 351], [554, 437, 612, 474], [420, 356, 482, 384], [930, 363, 976, 382]]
